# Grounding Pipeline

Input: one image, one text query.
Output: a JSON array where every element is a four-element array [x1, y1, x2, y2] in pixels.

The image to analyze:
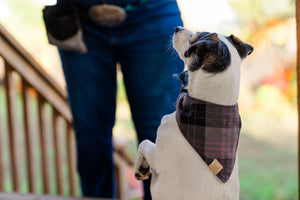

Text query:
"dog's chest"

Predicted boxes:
[[175, 91, 241, 183]]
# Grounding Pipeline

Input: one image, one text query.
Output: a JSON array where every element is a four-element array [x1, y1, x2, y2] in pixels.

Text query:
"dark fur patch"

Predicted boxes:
[[202, 40, 231, 73], [139, 166, 150, 174], [135, 173, 142, 179], [186, 33, 231, 73], [190, 32, 211, 44], [135, 166, 151, 180], [226, 35, 254, 59]]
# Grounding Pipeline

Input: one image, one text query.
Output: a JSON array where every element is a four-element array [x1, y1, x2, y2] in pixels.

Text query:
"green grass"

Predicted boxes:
[[239, 133, 298, 200]]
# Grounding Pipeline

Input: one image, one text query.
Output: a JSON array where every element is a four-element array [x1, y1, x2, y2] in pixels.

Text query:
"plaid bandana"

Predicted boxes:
[[175, 90, 241, 183]]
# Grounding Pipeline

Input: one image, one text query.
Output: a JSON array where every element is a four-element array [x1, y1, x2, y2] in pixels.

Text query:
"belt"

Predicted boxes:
[[76, 0, 150, 26]]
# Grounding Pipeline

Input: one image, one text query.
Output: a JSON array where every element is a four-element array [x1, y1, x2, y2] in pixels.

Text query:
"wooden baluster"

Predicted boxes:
[[66, 122, 76, 196], [52, 110, 64, 195], [21, 79, 37, 193], [4, 62, 21, 192], [37, 95, 51, 193]]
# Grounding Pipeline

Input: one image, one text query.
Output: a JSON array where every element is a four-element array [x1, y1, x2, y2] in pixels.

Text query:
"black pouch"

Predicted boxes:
[[43, 2, 87, 53]]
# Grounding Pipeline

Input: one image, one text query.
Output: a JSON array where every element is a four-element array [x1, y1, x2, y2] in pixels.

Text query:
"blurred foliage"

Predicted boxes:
[[229, 0, 295, 38], [228, 1, 298, 199], [261, 66, 297, 104], [229, 0, 297, 106], [6, 0, 42, 26]]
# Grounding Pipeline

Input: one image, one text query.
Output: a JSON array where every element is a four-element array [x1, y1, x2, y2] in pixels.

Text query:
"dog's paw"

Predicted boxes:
[[135, 165, 151, 180]]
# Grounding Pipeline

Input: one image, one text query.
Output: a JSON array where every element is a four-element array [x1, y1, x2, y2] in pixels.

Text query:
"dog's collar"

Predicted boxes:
[[175, 91, 241, 183]]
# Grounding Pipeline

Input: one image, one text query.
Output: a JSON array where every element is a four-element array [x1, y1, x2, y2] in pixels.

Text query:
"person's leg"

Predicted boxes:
[[117, 2, 184, 199], [59, 24, 117, 198]]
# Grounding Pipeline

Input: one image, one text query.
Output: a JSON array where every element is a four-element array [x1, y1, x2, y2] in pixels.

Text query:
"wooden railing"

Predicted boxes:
[[0, 24, 136, 199], [0, 23, 76, 196]]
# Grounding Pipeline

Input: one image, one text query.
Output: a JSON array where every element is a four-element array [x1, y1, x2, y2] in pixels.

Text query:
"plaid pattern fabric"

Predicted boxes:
[[175, 91, 241, 183]]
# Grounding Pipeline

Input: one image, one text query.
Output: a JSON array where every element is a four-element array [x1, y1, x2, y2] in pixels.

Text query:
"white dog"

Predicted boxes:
[[134, 27, 253, 200]]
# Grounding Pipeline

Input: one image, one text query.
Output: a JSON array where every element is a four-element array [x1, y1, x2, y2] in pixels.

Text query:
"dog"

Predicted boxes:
[[134, 26, 253, 200]]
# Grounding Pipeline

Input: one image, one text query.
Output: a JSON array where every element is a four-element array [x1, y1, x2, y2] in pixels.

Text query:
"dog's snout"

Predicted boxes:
[[175, 26, 184, 33]]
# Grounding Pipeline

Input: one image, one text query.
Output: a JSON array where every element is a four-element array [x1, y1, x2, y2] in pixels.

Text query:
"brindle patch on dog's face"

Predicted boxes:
[[173, 28, 231, 73], [184, 33, 231, 73]]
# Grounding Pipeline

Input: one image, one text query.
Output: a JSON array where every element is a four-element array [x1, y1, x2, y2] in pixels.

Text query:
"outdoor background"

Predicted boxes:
[[0, 0, 297, 199]]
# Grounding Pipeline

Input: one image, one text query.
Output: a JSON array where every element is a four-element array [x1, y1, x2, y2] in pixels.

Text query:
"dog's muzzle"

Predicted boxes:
[[88, 0, 149, 26]]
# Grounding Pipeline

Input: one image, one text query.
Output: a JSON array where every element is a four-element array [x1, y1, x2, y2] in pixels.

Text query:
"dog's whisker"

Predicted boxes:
[[166, 42, 178, 58]]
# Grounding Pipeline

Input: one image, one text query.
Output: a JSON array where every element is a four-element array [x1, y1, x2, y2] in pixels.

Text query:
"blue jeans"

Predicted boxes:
[[59, 0, 183, 199]]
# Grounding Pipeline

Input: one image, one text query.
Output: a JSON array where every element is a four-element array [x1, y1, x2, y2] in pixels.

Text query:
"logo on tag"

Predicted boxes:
[[208, 159, 223, 175]]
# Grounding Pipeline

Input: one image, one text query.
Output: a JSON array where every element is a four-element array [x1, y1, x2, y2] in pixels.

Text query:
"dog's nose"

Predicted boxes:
[[175, 26, 184, 33]]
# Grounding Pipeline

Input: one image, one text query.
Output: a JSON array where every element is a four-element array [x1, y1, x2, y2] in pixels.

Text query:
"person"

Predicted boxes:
[[52, 0, 184, 199]]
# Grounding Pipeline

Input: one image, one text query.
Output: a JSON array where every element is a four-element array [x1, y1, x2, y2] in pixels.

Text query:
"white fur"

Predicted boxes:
[[135, 28, 243, 200]]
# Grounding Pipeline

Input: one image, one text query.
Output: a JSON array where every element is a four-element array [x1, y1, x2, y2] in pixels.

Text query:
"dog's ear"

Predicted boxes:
[[184, 41, 207, 58], [184, 33, 219, 58], [172, 70, 189, 87], [228, 34, 254, 59]]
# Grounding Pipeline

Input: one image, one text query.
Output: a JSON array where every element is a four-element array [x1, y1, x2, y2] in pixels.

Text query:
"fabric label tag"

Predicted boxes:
[[209, 159, 223, 175]]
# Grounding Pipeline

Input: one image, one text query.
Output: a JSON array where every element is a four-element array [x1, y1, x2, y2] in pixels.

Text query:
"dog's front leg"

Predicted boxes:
[[134, 140, 157, 180]]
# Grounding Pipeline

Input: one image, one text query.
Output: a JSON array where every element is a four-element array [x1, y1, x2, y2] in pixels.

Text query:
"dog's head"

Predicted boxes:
[[172, 27, 254, 105], [173, 26, 253, 73]]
